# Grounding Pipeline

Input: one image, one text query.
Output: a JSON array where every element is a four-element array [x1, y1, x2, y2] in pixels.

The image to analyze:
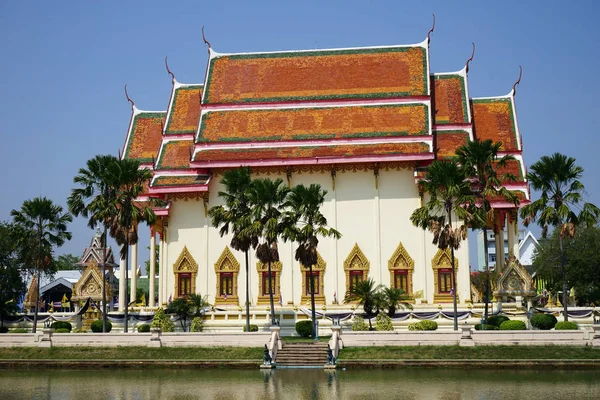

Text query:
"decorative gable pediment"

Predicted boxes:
[[388, 241, 414, 271], [432, 248, 456, 269], [214, 247, 240, 272], [173, 246, 198, 273], [300, 251, 326, 272], [72, 260, 109, 301], [494, 254, 536, 298], [344, 243, 369, 271]]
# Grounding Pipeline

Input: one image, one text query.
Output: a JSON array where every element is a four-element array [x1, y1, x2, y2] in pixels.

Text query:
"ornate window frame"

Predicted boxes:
[[214, 247, 240, 305], [432, 248, 458, 303], [388, 241, 415, 297], [300, 251, 326, 305], [173, 246, 198, 299], [343, 243, 370, 298], [257, 261, 282, 305]]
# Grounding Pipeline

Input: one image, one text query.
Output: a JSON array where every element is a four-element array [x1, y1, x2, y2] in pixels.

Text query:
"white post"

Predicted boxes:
[[162, 223, 169, 304], [118, 250, 126, 312], [149, 231, 156, 307], [507, 216, 519, 259], [131, 241, 138, 304]]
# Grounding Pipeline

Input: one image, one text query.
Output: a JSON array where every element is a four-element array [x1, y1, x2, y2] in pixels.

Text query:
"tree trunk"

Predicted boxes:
[[32, 218, 43, 334], [245, 250, 250, 333], [448, 210, 458, 331], [268, 260, 275, 325], [559, 235, 568, 322], [483, 225, 491, 324], [124, 247, 129, 333], [309, 263, 317, 339]]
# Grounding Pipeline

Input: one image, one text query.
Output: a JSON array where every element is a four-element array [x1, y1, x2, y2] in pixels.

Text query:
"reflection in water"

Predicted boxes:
[[0, 368, 599, 400]]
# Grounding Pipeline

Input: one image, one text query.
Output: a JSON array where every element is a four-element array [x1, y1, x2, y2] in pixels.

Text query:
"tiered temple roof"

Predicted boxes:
[[121, 33, 529, 211]]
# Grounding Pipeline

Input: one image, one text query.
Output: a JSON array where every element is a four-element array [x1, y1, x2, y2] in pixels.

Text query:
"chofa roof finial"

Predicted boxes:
[[165, 57, 175, 84], [124, 84, 135, 110], [512, 65, 523, 96], [202, 26, 211, 54], [427, 14, 436, 45], [465, 43, 475, 74]]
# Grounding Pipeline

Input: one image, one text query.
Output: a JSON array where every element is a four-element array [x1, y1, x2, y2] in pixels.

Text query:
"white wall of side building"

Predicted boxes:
[[161, 167, 472, 306]]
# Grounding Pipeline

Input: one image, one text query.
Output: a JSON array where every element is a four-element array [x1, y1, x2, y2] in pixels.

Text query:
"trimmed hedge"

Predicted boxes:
[[486, 315, 510, 327], [499, 320, 526, 330], [351, 315, 369, 331], [51, 321, 72, 332], [555, 321, 579, 330], [408, 320, 438, 331], [190, 317, 204, 332], [474, 324, 499, 330], [243, 324, 259, 332], [295, 320, 313, 337], [151, 307, 174, 332], [9, 328, 29, 333], [90, 319, 112, 333], [55, 328, 70, 333], [137, 324, 151, 333], [375, 313, 394, 331], [530, 314, 557, 330]]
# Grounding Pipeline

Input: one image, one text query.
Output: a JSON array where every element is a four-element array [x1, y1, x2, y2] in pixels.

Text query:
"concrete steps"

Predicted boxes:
[[276, 342, 328, 367]]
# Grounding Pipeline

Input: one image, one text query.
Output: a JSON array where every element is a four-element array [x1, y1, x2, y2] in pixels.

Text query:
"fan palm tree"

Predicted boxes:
[[105, 158, 156, 332], [246, 178, 290, 325], [67, 154, 119, 332], [208, 167, 257, 332], [520, 153, 599, 321], [383, 287, 412, 317], [283, 183, 341, 338], [344, 278, 381, 330], [455, 140, 519, 323], [410, 160, 474, 330], [11, 197, 72, 333]]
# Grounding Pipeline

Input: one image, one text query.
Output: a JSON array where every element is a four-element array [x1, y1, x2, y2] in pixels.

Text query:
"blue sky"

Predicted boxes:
[[1, 1, 599, 269]]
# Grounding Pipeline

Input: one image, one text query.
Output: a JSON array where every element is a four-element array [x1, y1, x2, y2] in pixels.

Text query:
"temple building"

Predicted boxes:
[[119, 31, 529, 311]]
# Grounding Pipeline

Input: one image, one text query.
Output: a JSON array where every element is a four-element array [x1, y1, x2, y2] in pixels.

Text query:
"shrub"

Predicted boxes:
[[408, 320, 438, 331], [55, 328, 70, 333], [90, 319, 112, 333], [151, 307, 174, 332], [0, 327, 8, 333], [243, 324, 259, 332], [486, 315, 510, 327], [555, 321, 578, 330], [375, 312, 394, 331], [499, 320, 526, 330], [72, 329, 87, 333], [473, 324, 499, 330], [137, 324, 151, 333], [295, 320, 313, 337], [530, 314, 557, 330], [9, 328, 28, 333], [51, 321, 72, 332], [351, 315, 369, 331], [190, 317, 204, 332]]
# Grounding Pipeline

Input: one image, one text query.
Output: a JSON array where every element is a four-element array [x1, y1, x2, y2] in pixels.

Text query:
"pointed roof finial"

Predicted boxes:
[[427, 14, 436, 45], [512, 65, 523, 96], [465, 42, 475, 74], [202, 26, 211, 54], [165, 56, 175, 83], [124, 84, 135, 110], [118, 148, 122, 160]]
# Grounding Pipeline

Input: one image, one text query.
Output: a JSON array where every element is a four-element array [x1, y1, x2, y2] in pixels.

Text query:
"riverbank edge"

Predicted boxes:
[[2, 359, 600, 370]]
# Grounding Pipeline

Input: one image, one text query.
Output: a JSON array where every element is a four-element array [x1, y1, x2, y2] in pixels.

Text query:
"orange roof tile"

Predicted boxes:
[[156, 140, 193, 170], [193, 142, 430, 163], [494, 158, 525, 182], [123, 112, 165, 163], [435, 130, 469, 159], [165, 85, 203, 134], [198, 103, 429, 143], [152, 174, 210, 187], [432, 74, 468, 124], [203, 46, 428, 104], [472, 98, 519, 151]]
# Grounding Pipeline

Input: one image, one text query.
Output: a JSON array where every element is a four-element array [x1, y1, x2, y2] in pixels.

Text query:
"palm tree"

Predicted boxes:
[[520, 153, 599, 321], [188, 293, 210, 317], [67, 154, 119, 332], [166, 297, 192, 331], [455, 140, 519, 323], [344, 278, 381, 330], [410, 160, 474, 330], [283, 183, 341, 338], [11, 197, 72, 333], [246, 178, 290, 325], [208, 167, 257, 332], [105, 159, 156, 332], [383, 287, 412, 317]]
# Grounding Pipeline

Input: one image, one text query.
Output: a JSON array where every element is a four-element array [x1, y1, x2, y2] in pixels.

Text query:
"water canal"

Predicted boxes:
[[1, 368, 599, 399]]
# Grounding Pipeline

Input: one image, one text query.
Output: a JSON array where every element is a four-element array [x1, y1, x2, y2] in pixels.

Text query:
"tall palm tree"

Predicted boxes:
[[410, 160, 474, 330], [455, 140, 519, 323], [246, 178, 290, 325], [67, 154, 119, 332], [344, 278, 381, 330], [520, 153, 599, 321], [11, 197, 72, 333], [106, 159, 156, 332], [283, 183, 341, 338], [208, 167, 257, 333]]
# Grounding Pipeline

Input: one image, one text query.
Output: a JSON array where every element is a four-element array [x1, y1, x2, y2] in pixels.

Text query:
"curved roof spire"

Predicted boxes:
[[202, 26, 211, 55], [124, 84, 135, 110], [165, 56, 176, 83], [427, 14, 436, 45], [512, 65, 523, 96], [465, 42, 475, 74]]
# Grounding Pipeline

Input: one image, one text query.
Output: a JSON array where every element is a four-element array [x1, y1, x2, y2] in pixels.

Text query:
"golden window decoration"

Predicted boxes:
[[300, 251, 326, 305], [431, 248, 458, 303], [388, 241, 415, 298], [343, 243, 370, 298], [173, 246, 198, 299], [214, 246, 240, 305], [256, 260, 283, 305]]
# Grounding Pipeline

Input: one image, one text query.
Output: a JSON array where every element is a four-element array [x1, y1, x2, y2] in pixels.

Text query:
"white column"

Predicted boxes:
[[507, 213, 519, 259], [163, 224, 169, 303], [130, 242, 138, 304], [158, 232, 164, 306], [330, 171, 339, 304], [374, 176, 382, 285], [118, 249, 126, 312], [149, 231, 156, 307]]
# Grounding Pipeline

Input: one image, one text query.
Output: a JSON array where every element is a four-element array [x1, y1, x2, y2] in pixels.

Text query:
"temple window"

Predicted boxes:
[[262, 272, 277, 296], [349, 270, 364, 294], [178, 273, 192, 297], [300, 251, 326, 305], [438, 269, 452, 293], [257, 261, 282, 305], [220, 273, 233, 296], [173, 246, 198, 299], [394, 270, 408, 292], [214, 247, 240, 305], [388, 241, 414, 297], [343, 243, 370, 299], [305, 271, 320, 295], [432, 248, 458, 303]]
